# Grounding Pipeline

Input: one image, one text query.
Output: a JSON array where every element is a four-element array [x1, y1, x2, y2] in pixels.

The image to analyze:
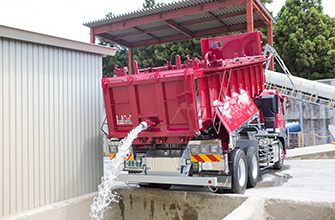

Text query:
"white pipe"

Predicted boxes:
[[265, 70, 335, 101]]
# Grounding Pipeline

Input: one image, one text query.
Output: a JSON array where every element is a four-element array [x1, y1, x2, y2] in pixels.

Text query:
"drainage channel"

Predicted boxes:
[[104, 187, 335, 220], [104, 187, 247, 220]]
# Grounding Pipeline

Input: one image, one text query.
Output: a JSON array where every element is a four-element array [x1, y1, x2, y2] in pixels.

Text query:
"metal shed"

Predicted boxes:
[[0, 25, 116, 217], [84, 0, 275, 73]]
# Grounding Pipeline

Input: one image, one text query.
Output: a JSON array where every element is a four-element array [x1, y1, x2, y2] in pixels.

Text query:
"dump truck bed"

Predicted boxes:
[[102, 32, 268, 146]]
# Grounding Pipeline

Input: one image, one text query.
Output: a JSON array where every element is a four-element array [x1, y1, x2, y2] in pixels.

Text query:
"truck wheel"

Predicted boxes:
[[274, 142, 284, 170], [246, 147, 259, 188], [231, 149, 248, 194]]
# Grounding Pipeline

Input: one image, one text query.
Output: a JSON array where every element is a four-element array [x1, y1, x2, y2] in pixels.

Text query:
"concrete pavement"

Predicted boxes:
[[286, 144, 335, 159], [245, 159, 335, 202]]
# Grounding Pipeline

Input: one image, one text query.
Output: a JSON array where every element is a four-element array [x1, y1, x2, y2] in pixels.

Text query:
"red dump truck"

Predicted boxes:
[[102, 32, 291, 194]]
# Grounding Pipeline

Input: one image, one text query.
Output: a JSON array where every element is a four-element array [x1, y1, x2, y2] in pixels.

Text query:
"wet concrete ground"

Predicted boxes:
[[245, 159, 335, 202], [255, 165, 292, 188], [244, 145, 335, 201]]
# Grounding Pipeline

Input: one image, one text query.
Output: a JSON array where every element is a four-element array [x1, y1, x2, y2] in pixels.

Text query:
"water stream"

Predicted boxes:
[[89, 122, 147, 220]]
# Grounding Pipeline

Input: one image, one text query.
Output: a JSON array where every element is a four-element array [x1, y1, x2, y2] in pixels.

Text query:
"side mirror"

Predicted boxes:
[[286, 101, 291, 111]]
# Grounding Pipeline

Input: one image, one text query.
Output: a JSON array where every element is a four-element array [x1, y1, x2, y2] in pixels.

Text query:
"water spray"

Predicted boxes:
[[89, 120, 155, 220]]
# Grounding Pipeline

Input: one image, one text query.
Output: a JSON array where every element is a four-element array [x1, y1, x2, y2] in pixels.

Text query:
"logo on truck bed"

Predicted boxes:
[[212, 41, 222, 49], [116, 115, 132, 125]]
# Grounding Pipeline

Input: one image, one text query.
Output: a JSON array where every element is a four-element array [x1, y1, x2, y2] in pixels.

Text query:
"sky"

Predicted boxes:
[[0, 0, 334, 43]]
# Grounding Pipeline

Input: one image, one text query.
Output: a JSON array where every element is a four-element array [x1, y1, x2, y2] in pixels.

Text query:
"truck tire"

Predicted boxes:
[[274, 141, 284, 170], [231, 149, 248, 194], [246, 147, 259, 188]]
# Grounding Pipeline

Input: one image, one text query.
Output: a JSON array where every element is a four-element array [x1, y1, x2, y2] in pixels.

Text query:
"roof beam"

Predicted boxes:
[[207, 11, 230, 29], [113, 21, 266, 49], [180, 10, 247, 27], [92, 0, 246, 34], [96, 33, 133, 48], [193, 21, 265, 38], [163, 19, 193, 38], [114, 26, 169, 40], [252, 0, 271, 25], [131, 21, 266, 48], [113, 10, 248, 41], [131, 34, 187, 48], [133, 26, 161, 41]]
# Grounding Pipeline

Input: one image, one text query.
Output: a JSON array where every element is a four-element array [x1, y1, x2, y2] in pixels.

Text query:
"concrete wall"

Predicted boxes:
[[0, 25, 116, 217], [1, 192, 97, 220], [285, 79, 335, 147], [285, 99, 334, 147], [105, 188, 246, 220], [4, 188, 334, 220]]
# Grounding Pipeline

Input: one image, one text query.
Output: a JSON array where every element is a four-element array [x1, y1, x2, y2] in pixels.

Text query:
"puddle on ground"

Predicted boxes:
[[256, 165, 292, 188]]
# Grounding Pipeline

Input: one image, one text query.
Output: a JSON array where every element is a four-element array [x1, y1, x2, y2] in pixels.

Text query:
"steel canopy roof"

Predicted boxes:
[[84, 0, 275, 49]]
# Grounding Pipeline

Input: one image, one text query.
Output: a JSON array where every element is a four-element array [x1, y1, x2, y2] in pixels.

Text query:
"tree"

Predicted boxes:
[[142, 0, 165, 8], [274, 0, 335, 79], [132, 38, 202, 69], [97, 12, 130, 77], [262, 0, 273, 4]]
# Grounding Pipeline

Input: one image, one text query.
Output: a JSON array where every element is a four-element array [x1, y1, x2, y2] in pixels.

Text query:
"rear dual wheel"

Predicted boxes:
[[231, 149, 248, 194], [246, 147, 259, 188], [231, 147, 259, 194]]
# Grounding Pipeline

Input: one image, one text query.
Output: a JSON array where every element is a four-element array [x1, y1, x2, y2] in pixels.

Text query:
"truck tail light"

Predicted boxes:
[[108, 140, 120, 153], [190, 145, 200, 154], [210, 145, 219, 153], [201, 145, 210, 154], [109, 145, 118, 153]]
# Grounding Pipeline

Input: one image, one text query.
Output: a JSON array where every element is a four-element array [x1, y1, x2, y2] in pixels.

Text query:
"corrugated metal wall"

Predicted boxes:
[[0, 36, 103, 217]]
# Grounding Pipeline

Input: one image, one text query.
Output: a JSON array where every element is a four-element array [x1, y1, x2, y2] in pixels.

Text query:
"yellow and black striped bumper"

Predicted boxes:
[[190, 154, 221, 162]]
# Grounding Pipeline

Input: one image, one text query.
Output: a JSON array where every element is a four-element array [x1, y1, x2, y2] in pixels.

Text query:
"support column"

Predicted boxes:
[[246, 0, 254, 32], [90, 29, 95, 44], [128, 48, 133, 75], [331, 80, 335, 125], [267, 20, 274, 70], [299, 101, 304, 133]]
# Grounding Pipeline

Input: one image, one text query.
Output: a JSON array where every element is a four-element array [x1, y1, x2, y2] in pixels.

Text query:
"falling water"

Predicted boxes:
[[89, 122, 148, 220]]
